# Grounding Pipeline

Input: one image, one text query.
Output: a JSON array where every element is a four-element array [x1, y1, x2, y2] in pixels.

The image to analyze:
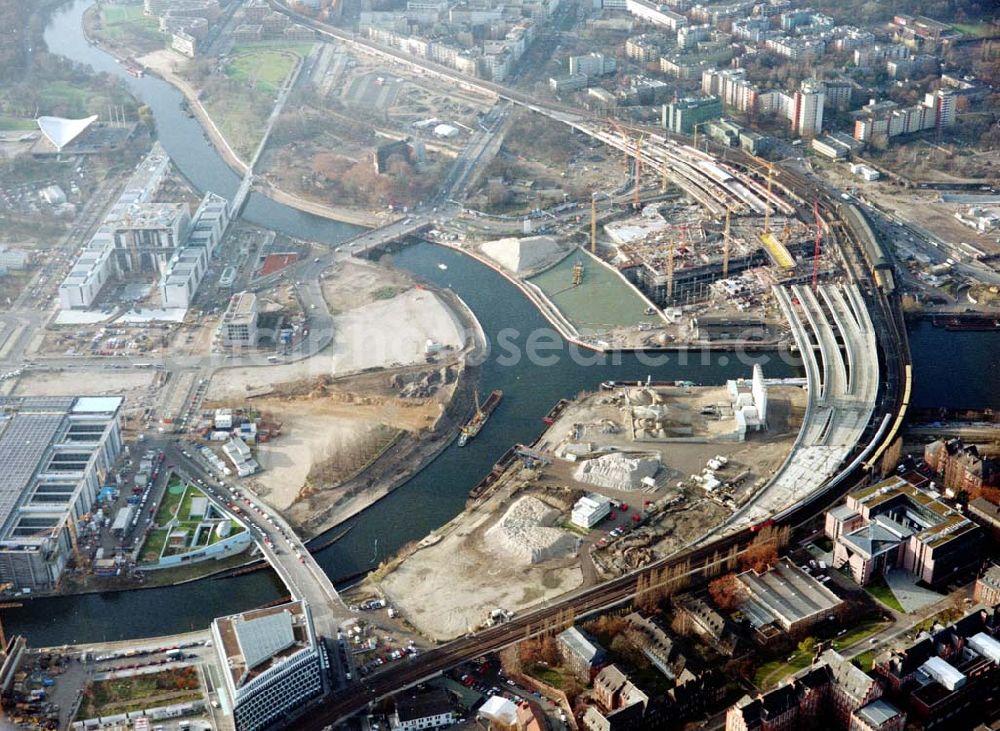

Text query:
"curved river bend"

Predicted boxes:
[[6, 0, 997, 645]]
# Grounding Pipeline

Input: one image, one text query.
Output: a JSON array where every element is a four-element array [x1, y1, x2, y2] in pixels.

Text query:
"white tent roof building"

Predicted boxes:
[[36, 115, 98, 151]]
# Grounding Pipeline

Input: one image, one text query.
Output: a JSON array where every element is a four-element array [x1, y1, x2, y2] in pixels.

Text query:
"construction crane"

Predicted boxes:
[[692, 121, 708, 151], [633, 133, 646, 210], [812, 200, 823, 291], [722, 208, 732, 279]]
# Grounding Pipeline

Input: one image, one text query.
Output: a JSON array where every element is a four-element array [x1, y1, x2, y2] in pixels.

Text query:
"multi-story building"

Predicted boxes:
[[558, 626, 607, 682], [701, 68, 759, 114], [625, 33, 671, 63], [623, 612, 686, 679], [0, 396, 123, 591], [677, 23, 711, 49], [221, 291, 259, 348], [212, 600, 326, 731], [59, 144, 228, 311], [821, 79, 854, 112], [726, 651, 902, 731], [924, 438, 999, 494], [873, 605, 1000, 730], [825, 477, 982, 587], [975, 564, 1000, 607], [584, 664, 651, 731], [791, 79, 825, 136], [569, 52, 617, 77], [661, 96, 723, 134], [625, 0, 688, 30]]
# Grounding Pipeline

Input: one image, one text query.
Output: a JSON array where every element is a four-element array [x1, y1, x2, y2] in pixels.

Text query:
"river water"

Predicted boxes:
[[6, 0, 997, 646]]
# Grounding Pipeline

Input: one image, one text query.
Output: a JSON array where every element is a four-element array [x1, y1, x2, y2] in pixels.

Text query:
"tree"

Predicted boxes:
[[797, 636, 817, 655], [740, 541, 778, 574], [709, 573, 743, 612]]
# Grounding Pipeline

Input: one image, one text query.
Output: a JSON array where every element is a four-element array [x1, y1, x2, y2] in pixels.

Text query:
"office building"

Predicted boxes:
[[221, 291, 259, 348], [212, 600, 326, 731], [0, 396, 123, 591], [661, 96, 723, 134], [825, 477, 982, 587], [59, 143, 230, 312]]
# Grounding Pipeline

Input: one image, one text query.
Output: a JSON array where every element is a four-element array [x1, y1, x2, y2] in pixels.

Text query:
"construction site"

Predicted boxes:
[[444, 124, 839, 350], [369, 373, 806, 642]]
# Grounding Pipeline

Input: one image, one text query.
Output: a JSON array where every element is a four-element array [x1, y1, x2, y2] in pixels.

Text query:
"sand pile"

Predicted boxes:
[[485, 496, 578, 565], [574, 453, 660, 491], [480, 235, 566, 274]]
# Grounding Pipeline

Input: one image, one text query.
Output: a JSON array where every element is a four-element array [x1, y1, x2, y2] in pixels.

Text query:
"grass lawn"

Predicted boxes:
[[854, 650, 877, 672], [0, 116, 37, 131], [754, 649, 813, 689], [527, 664, 565, 689], [866, 578, 905, 613], [952, 22, 997, 38], [139, 528, 168, 563], [98, 5, 162, 52], [226, 50, 299, 95], [154, 479, 187, 525], [831, 618, 890, 652]]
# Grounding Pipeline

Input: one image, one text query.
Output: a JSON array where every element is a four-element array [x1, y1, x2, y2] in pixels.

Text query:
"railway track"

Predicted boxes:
[[259, 9, 912, 727]]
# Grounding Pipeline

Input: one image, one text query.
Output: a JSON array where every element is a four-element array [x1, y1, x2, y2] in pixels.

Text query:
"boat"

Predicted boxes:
[[457, 388, 502, 446], [438, 263, 448, 270], [122, 59, 144, 78]]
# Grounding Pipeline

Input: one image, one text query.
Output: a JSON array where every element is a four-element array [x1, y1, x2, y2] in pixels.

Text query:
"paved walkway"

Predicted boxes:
[[885, 569, 945, 614]]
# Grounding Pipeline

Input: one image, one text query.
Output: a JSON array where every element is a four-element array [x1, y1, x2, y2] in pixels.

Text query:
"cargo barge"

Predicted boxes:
[[457, 389, 502, 446]]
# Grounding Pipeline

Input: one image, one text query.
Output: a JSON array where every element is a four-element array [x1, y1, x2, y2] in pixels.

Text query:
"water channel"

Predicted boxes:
[[5, 0, 998, 646]]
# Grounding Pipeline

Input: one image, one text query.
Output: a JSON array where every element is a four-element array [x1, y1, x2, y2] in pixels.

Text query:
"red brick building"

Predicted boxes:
[[924, 438, 1000, 494]]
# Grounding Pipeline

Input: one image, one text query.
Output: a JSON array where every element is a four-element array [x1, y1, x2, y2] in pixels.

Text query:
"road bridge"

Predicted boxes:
[[164, 445, 352, 638]]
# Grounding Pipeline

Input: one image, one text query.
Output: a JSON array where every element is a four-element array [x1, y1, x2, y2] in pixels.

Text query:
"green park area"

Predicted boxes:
[[951, 22, 998, 38], [78, 667, 202, 719], [95, 4, 162, 54], [199, 43, 311, 160], [140, 480, 243, 564], [528, 251, 660, 336]]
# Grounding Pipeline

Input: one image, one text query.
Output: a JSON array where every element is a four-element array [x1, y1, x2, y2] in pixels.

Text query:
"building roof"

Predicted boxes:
[[214, 600, 314, 690], [855, 699, 904, 726], [479, 695, 517, 725], [395, 689, 452, 722], [820, 649, 879, 703], [737, 561, 842, 630], [234, 610, 295, 670], [36, 115, 98, 151], [558, 626, 606, 666]]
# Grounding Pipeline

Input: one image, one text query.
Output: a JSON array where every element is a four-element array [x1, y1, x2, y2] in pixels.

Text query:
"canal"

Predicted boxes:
[[5, 0, 998, 646]]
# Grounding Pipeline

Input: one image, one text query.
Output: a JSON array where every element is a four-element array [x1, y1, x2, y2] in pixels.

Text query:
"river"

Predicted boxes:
[[5, 0, 997, 646]]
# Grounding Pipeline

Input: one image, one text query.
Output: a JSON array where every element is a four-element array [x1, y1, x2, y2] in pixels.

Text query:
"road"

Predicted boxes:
[[160, 442, 352, 638]]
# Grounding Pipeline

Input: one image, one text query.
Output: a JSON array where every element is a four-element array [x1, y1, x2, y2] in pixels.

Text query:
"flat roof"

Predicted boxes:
[[0, 396, 120, 538]]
